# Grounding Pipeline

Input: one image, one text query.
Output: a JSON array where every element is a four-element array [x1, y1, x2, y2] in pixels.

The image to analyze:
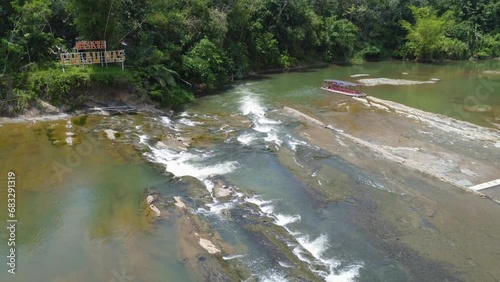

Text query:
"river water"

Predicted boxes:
[[1, 61, 499, 282]]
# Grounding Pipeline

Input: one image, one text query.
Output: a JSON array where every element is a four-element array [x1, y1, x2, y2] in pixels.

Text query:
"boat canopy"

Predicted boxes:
[[323, 79, 359, 87]]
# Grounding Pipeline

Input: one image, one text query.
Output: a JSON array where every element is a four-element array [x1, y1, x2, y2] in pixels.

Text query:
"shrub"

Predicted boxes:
[[440, 38, 469, 60], [24, 68, 91, 105], [478, 33, 500, 58], [279, 51, 297, 70], [182, 38, 234, 87]]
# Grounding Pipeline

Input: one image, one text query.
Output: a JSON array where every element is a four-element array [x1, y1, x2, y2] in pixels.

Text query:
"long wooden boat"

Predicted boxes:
[[321, 79, 366, 97]]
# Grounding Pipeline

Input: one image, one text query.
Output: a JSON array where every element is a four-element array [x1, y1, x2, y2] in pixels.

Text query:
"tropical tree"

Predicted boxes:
[[182, 38, 233, 87], [323, 17, 358, 61], [1, 0, 73, 75], [400, 6, 455, 61]]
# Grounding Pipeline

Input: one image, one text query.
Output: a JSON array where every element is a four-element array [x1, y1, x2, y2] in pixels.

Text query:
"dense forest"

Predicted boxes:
[[0, 0, 499, 111]]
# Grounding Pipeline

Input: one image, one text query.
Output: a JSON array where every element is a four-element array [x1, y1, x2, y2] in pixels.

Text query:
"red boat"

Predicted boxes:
[[321, 79, 366, 97]]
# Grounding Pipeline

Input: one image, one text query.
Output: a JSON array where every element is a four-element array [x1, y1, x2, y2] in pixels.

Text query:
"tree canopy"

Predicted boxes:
[[0, 0, 499, 109]]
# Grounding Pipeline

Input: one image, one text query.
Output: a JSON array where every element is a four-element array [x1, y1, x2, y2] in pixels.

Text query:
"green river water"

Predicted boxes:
[[0, 61, 499, 282]]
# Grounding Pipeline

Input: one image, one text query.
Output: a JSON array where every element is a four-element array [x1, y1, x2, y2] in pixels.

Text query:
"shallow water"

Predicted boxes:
[[257, 60, 500, 128], [1, 61, 499, 281]]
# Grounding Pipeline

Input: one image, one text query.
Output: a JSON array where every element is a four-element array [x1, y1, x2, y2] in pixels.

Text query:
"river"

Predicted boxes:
[[0, 61, 499, 282]]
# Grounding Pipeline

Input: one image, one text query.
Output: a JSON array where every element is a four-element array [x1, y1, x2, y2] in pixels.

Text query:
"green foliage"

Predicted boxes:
[[440, 38, 469, 59], [135, 64, 194, 107], [227, 42, 249, 79], [24, 67, 90, 105], [1, 0, 499, 115], [358, 45, 383, 61], [13, 88, 37, 109], [254, 32, 280, 68], [182, 38, 233, 87], [72, 115, 88, 126], [279, 51, 297, 70], [18, 66, 132, 106], [323, 17, 358, 61], [1, 0, 69, 74], [477, 33, 500, 58], [401, 6, 455, 60], [66, 0, 119, 45]]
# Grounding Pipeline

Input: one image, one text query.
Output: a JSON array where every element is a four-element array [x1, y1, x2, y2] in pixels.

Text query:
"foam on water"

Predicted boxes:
[[222, 254, 246, 260], [358, 78, 436, 86], [296, 234, 362, 281], [260, 204, 275, 214], [190, 179, 240, 216], [138, 134, 148, 144], [245, 195, 273, 206], [238, 91, 286, 147], [160, 116, 171, 124], [259, 270, 287, 282], [278, 261, 293, 268], [245, 195, 274, 214], [146, 147, 238, 180], [297, 234, 331, 259], [325, 265, 362, 282], [265, 131, 283, 146], [293, 246, 312, 264], [203, 179, 215, 193], [253, 123, 273, 133], [244, 193, 362, 280], [275, 214, 301, 226], [258, 117, 281, 125], [350, 74, 369, 77], [237, 133, 257, 145], [241, 96, 266, 117], [178, 118, 203, 126], [244, 193, 363, 281], [204, 201, 236, 215], [142, 104, 362, 281], [287, 137, 309, 151]]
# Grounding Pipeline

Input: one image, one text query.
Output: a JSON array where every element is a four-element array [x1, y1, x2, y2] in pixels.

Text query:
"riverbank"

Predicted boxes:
[[0, 62, 331, 119], [2, 59, 499, 123]]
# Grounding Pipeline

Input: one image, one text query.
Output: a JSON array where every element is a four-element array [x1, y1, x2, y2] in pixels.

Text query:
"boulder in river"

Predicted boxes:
[[146, 195, 155, 204], [198, 237, 221, 254], [178, 176, 212, 203], [142, 189, 170, 220], [173, 196, 187, 209], [104, 129, 118, 140], [149, 204, 161, 216], [207, 175, 234, 200]]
